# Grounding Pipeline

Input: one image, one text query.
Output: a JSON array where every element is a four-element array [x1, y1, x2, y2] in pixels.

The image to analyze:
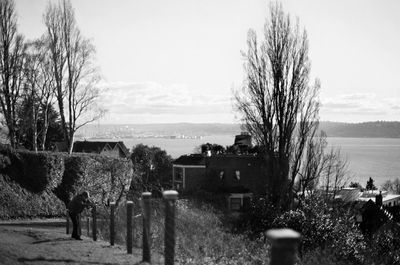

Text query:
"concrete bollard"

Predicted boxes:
[[110, 202, 116, 246], [127, 201, 133, 254], [142, 192, 152, 263], [66, 210, 70, 234], [266, 229, 301, 265], [92, 205, 97, 241], [163, 190, 178, 265], [87, 217, 90, 237]]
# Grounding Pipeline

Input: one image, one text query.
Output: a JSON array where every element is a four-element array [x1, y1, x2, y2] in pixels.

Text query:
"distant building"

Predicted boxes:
[[172, 133, 269, 212], [336, 187, 400, 235], [52, 140, 130, 158], [73, 141, 130, 158], [336, 188, 400, 207]]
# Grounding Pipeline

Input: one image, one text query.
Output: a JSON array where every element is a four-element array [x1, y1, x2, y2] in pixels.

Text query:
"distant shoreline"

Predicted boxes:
[[77, 121, 400, 139]]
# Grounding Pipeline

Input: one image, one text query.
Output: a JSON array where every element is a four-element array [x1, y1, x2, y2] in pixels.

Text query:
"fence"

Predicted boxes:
[[66, 190, 301, 265]]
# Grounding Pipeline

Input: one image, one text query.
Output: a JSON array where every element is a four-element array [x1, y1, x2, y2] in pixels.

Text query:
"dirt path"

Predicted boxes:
[[0, 225, 162, 265]]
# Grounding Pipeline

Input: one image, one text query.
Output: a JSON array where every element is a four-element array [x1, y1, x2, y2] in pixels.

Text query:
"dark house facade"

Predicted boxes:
[[205, 154, 266, 195], [172, 134, 270, 211], [172, 154, 206, 191], [172, 154, 267, 194]]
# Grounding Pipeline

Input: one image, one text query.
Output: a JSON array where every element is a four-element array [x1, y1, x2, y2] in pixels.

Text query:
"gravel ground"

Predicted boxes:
[[0, 224, 163, 265]]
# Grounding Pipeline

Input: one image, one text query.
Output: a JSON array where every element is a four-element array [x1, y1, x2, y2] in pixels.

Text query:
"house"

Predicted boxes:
[[72, 141, 130, 158], [336, 188, 400, 236], [172, 134, 268, 211], [53, 140, 130, 158], [336, 188, 400, 207]]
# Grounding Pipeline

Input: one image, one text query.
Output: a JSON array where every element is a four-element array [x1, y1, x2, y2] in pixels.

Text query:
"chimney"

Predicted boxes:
[[375, 191, 383, 207]]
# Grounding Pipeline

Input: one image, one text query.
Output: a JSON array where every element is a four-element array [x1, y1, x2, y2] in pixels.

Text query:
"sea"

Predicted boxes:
[[95, 136, 400, 188]]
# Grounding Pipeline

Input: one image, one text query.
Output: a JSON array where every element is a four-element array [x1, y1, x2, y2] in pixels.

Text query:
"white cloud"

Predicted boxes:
[[97, 81, 234, 123], [320, 93, 400, 121]]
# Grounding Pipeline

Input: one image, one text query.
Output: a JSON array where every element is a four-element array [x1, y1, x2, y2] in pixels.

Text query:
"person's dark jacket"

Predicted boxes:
[[68, 194, 93, 215]]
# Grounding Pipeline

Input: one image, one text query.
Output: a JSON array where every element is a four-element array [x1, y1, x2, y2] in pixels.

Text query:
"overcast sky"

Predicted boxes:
[[15, 0, 400, 124]]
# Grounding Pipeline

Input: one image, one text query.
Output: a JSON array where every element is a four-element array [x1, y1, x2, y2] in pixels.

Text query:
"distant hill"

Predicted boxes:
[[79, 121, 400, 138], [320, 121, 400, 138]]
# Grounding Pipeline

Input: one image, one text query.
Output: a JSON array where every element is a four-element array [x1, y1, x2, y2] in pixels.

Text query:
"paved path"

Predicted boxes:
[[0, 224, 162, 265]]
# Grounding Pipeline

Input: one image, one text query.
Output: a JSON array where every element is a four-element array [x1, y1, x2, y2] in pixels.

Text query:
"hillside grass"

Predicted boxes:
[[94, 198, 270, 265]]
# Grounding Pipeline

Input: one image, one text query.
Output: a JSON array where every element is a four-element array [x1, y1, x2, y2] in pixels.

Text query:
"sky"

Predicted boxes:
[[15, 0, 400, 124]]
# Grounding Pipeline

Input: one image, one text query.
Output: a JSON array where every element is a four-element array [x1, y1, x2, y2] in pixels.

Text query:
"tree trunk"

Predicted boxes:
[[68, 131, 74, 154], [40, 106, 50, 151], [32, 101, 38, 152]]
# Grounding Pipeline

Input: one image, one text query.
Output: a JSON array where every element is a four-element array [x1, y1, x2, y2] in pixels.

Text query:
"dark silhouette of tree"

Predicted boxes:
[[199, 143, 226, 155], [0, 0, 26, 148], [131, 144, 172, 193], [349, 182, 363, 190], [234, 3, 320, 211], [366, 177, 377, 191]]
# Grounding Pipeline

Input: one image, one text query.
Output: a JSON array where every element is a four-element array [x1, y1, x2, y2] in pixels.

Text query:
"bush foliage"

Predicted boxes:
[[0, 145, 133, 219]]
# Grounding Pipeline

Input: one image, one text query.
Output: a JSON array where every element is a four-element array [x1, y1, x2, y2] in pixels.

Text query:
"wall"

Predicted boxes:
[[205, 155, 267, 195], [173, 166, 206, 193]]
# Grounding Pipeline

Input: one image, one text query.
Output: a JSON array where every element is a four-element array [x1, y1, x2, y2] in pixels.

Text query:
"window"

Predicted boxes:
[[230, 198, 242, 211], [219, 170, 225, 180], [235, 170, 240, 181], [174, 167, 184, 189], [228, 193, 253, 212]]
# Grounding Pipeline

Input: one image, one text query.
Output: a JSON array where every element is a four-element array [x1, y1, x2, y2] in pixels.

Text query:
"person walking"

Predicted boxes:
[[68, 191, 93, 240]]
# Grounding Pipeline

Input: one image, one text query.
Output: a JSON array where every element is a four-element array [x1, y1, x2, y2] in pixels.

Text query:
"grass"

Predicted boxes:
[[93, 198, 270, 265]]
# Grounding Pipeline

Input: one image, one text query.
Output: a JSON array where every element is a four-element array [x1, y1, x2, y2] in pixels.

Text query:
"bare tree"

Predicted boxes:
[[44, 0, 103, 153], [23, 38, 56, 151], [0, 0, 25, 148], [382, 178, 400, 194], [297, 131, 328, 198], [234, 3, 320, 211], [320, 148, 349, 203]]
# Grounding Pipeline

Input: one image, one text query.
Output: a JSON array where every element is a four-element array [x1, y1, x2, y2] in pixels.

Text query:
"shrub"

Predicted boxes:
[[235, 196, 278, 236], [0, 146, 133, 219], [0, 174, 65, 219]]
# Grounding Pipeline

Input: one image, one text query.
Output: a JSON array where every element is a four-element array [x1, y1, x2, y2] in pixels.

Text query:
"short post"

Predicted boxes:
[[78, 214, 82, 236], [142, 192, 152, 263], [163, 190, 178, 265], [86, 217, 90, 237], [266, 229, 301, 265], [110, 202, 116, 246], [92, 205, 97, 241], [132, 214, 136, 247], [66, 210, 70, 234], [127, 201, 133, 254]]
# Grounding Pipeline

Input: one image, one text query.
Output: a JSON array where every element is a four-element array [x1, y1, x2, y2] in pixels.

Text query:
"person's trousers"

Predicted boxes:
[[69, 212, 81, 239]]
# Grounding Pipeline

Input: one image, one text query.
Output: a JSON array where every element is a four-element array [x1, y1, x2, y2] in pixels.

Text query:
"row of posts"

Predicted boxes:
[[66, 190, 301, 265], [66, 190, 179, 265]]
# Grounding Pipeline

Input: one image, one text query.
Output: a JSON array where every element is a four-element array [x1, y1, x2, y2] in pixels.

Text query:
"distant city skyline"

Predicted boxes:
[[15, 0, 400, 124]]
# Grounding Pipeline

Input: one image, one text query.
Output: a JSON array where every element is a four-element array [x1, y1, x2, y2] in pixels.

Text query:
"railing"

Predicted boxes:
[[66, 190, 301, 265]]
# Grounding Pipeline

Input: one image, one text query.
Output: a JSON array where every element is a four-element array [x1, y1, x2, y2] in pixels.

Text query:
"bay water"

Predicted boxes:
[[101, 136, 400, 188]]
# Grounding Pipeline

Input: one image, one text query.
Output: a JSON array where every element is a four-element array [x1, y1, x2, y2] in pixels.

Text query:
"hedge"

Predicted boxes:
[[0, 145, 133, 219]]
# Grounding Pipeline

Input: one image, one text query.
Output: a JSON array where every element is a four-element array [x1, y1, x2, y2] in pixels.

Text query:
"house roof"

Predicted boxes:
[[72, 141, 130, 158], [234, 134, 252, 147], [53, 141, 68, 152], [173, 154, 206, 166]]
